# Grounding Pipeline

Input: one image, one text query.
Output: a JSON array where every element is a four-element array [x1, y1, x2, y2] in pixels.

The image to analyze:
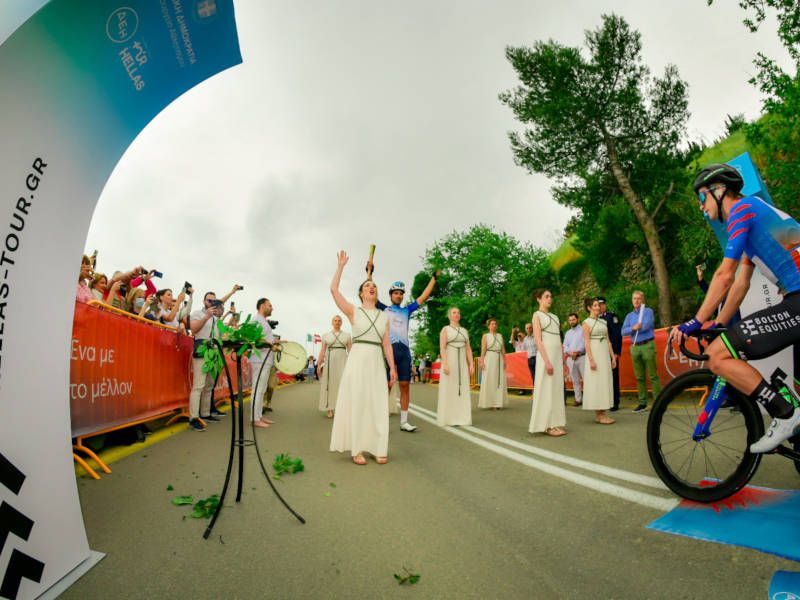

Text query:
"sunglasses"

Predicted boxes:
[[697, 185, 724, 204]]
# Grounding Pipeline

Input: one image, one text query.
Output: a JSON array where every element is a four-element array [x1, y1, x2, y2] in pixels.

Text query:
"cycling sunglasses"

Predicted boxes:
[[697, 185, 724, 204]]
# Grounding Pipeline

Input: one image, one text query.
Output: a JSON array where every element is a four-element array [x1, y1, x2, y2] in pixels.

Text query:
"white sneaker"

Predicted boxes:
[[400, 422, 418, 432], [749, 408, 800, 453]]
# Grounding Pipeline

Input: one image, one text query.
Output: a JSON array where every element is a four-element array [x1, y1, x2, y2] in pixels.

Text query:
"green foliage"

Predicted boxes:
[[199, 315, 267, 379], [171, 495, 193, 506], [500, 14, 688, 178], [189, 495, 220, 519], [166, 484, 174, 491], [711, 0, 800, 216], [393, 567, 421, 586], [272, 453, 304, 478], [413, 224, 552, 352]]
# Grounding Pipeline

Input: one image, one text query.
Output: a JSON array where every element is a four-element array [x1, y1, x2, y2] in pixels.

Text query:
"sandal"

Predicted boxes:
[[376, 456, 388, 464], [544, 427, 565, 437], [352, 454, 367, 465], [595, 417, 615, 425]]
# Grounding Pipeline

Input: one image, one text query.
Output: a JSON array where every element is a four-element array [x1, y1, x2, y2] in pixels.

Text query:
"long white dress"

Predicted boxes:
[[478, 333, 508, 409], [318, 329, 351, 412], [437, 325, 472, 426], [330, 308, 389, 457], [528, 311, 566, 433], [581, 317, 613, 410]]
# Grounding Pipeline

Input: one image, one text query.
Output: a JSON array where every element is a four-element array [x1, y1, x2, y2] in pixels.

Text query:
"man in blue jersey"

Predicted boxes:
[[368, 261, 440, 432], [675, 163, 800, 452]]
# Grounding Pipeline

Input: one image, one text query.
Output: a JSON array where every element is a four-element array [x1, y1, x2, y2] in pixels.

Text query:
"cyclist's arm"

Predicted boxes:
[[716, 258, 754, 325], [695, 258, 740, 322]]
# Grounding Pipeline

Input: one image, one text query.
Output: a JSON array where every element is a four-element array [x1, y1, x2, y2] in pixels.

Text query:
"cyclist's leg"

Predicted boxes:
[[711, 293, 800, 451]]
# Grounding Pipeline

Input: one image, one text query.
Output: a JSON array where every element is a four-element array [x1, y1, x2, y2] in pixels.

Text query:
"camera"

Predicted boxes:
[[235, 284, 244, 291], [183, 281, 193, 294], [268, 319, 279, 329], [208, 299, 224, 308]]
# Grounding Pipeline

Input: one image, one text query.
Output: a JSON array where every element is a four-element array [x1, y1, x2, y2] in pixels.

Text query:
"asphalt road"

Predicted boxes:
[[63, 382, 799, 599]]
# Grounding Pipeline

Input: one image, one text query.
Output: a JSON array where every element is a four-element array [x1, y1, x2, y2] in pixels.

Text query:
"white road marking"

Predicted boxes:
[[408, 405, 678, 512], [410, 403, 668, 490]]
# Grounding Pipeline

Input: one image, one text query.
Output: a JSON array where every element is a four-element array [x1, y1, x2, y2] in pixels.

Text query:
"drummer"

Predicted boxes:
[[249, 297, 277, 428], [367, 259, 440, 432]]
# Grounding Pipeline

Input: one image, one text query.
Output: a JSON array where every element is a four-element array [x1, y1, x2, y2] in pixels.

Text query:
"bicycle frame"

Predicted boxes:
[[692, 376, 727, 441]]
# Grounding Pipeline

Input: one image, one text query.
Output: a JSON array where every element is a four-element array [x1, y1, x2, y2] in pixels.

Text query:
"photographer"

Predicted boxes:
[[154, 287, 188, 328], [187, 285, 243, 431], [249, 297, 278, 428]]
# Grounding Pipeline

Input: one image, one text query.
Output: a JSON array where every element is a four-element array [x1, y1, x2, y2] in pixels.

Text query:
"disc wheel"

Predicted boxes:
[[647, 369, 764, 502]]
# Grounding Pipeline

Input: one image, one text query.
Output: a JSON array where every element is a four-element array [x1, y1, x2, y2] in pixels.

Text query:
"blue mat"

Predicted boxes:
[[647, 485, 800, 562], [770, 571, 800, 598]]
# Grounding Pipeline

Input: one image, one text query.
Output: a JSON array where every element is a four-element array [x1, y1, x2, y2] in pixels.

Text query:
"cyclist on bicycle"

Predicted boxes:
[[675, 163, 800, 453]]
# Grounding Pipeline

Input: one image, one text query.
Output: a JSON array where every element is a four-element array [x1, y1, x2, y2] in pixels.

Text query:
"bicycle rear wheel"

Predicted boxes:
[[647, 369, 764, 502]]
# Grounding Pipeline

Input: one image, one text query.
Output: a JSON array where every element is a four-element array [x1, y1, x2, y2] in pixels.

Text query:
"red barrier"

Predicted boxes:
[[434, 328, 702, 392], [70, 302, 251, 437]]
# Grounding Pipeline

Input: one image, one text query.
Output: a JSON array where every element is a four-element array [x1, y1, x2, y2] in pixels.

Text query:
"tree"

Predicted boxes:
[[411, 224, 553, 352], [499, 14, 689, 326], [710, 0, 800, 215]]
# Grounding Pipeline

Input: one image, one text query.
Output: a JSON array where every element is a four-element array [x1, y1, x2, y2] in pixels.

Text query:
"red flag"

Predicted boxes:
[[313, 334, 322, 343]]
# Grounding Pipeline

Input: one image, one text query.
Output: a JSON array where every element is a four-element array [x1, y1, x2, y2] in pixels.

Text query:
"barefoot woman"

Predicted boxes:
[[329, 251, 397, 465]]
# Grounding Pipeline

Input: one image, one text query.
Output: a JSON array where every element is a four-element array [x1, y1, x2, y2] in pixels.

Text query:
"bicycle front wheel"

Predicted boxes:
[[647, 369, 764, 503]]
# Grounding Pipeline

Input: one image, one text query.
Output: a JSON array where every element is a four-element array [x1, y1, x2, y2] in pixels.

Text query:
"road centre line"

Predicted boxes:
[[409, 403, 667, 491], [407, 407, 678, 512]]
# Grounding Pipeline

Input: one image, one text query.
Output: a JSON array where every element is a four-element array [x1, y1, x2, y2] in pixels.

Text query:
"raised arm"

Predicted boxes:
[[330, 251, 355, 321], [163, 290, 185, 323], [219, 284, 242, 305], [416, 270, 441, 306]]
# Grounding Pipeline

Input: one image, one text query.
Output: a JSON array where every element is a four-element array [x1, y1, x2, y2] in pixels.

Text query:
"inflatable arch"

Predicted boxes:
[[0, 2, 241, 597]]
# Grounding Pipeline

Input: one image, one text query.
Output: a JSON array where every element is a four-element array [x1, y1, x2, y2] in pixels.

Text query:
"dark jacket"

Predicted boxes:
[[602, 311, 623, 355]]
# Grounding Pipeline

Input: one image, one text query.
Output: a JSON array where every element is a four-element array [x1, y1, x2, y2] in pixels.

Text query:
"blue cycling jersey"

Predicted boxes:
[[376, 300, 419, 346], [724, 195, 800, 294]]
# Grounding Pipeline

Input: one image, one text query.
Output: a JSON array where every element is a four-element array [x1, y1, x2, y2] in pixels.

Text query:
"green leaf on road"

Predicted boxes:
[[329, 482, 337, 488], [171, 495, 193, 505], [166, 484, 174, 491]]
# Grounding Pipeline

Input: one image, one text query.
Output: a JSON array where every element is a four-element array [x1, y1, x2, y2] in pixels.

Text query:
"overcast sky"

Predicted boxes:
[[58, 1, 791, 346]]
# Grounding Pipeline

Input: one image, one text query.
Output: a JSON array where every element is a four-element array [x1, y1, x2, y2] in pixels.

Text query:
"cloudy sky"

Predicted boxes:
[[47, 0, 790, 346]]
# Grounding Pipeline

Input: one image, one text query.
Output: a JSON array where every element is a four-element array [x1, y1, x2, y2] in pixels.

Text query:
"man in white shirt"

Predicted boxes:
[[523, 322, 537, 392], [250, 297, 277, 428], [562, 312, 586, 406], [187, 285, 242, 431]]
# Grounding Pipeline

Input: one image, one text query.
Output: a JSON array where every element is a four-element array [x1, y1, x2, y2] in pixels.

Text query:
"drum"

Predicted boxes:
[[274, 341, 307, 376]]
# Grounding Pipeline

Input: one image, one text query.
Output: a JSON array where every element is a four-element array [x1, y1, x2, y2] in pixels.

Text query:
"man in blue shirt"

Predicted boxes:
[[368, 261, 440, 432], [621, 290, 660, 413]]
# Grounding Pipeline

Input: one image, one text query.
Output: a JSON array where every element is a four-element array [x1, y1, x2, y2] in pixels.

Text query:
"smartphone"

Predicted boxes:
[[152, 270, 163, 278]]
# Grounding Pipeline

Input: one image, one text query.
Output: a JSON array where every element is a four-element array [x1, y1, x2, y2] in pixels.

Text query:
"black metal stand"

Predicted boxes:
[[203, 339, 305, 539]]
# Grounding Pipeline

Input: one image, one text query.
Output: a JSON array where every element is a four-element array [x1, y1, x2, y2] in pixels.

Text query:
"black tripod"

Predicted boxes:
[[203, 339, 305, 539]]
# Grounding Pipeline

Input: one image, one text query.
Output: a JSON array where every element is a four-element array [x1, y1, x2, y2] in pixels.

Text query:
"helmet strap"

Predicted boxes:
[[711, 186, 726, 223]]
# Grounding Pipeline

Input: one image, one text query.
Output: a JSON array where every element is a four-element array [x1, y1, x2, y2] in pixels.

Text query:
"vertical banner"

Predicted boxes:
[[0, 1, 241, 598]]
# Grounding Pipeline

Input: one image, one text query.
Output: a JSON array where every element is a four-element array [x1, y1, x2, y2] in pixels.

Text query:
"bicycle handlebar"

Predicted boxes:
[[676, 328, 725, 362]]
